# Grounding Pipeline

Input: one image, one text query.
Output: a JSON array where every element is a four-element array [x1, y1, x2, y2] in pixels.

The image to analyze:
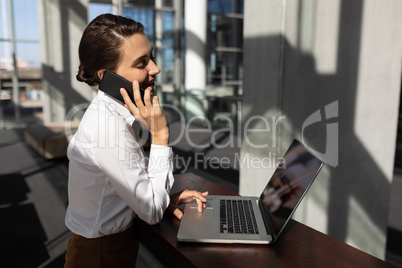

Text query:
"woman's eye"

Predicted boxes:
[[137, 61, 147, 69], [136, 54, 154, 70]]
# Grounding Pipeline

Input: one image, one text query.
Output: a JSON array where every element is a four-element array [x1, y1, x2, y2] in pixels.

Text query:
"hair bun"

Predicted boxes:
[[76, 64, 99, 86]]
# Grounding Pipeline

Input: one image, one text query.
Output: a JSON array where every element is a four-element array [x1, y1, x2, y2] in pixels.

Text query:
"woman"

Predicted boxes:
[[64, 14, 207, 267]]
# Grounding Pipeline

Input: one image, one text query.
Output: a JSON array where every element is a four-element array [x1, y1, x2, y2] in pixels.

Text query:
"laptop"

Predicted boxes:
[[177, 139, 323, 244]]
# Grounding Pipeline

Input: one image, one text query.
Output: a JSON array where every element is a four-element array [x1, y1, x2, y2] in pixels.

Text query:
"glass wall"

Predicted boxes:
[[204, 0, 243, 130], [0, 0, 41, 68], [206, 0, 243, 95], [89, 3, 113, 21], [0, 0, 42, 128]]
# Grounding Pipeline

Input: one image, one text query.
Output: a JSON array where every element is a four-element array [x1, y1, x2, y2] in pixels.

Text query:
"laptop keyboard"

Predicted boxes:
[[220, 199, 259, 234]]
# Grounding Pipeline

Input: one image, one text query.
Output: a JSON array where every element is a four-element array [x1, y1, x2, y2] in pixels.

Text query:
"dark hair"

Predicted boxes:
[[76, 14, 145, 86]]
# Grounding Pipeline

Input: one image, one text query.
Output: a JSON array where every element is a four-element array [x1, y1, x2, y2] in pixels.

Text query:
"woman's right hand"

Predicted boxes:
[[120, 80, 169, 146], [168, 190, 209, 220]]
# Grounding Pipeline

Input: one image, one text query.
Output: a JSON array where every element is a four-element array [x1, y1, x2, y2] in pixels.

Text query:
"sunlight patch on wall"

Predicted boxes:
[[313, 0, 340, 74], [346, 196, 385, 259]]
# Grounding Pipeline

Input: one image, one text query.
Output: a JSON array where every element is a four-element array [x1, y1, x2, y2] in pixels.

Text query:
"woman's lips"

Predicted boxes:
[[142, 82, 155, 89], [143, 82, 155, 95], [141, 82, 155, 95]]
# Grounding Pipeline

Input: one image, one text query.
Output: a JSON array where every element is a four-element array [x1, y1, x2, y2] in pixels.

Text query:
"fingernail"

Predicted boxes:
[[134, 80, 138, 86]]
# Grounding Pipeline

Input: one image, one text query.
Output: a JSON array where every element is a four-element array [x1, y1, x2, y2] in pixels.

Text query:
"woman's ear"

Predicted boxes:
[[97, 69, 106, 80]]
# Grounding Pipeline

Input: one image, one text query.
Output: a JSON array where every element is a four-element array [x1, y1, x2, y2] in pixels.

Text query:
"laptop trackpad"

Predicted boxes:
[[187, 205, 214, 220], [178, 203, 219, 240]]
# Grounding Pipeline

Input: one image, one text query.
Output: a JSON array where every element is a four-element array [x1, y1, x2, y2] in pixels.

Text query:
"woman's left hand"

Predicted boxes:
[[169, 190, 209, 220]]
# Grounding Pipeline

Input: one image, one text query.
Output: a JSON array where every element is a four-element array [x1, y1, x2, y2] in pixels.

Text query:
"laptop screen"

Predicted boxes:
[[259, 139, 323, 238]]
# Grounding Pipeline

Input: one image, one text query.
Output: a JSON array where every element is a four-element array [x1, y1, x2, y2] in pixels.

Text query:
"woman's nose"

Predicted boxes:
[[149, 60, 161, 75]]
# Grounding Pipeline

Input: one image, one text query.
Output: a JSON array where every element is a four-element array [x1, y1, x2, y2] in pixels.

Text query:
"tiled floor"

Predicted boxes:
[[0, 128, 401, 267]]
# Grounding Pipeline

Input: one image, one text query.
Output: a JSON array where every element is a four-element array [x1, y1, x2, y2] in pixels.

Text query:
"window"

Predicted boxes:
[[0, 0, 41, 69], [0, 0, 42, 125], [89, 2, 113, 21], [206, 0, 243, 95]]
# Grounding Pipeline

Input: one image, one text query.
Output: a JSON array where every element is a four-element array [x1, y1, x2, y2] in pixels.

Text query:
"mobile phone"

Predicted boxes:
[[98, 71, 145, 105]]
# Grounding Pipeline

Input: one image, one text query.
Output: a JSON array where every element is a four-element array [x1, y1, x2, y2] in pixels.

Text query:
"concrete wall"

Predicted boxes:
[[240, 0, 402, 260], [37, 0, 92, 123]]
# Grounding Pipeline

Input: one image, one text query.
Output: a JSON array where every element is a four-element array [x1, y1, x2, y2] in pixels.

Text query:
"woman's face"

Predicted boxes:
[[114, 33, 160, 93]]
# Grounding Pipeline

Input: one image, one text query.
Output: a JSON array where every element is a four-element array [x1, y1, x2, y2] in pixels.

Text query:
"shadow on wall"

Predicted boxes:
[[242, 0, 399, 260]]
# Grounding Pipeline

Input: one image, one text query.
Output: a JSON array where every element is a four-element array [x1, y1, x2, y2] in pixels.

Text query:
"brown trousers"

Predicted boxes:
[[64, 226, 139, 268]]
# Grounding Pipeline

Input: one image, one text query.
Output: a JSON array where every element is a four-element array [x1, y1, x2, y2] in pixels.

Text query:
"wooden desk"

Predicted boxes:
[[135, 173, 394, 267]]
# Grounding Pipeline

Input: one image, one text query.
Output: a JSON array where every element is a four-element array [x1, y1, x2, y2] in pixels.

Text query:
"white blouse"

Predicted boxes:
[[65, 90, 174, 238]]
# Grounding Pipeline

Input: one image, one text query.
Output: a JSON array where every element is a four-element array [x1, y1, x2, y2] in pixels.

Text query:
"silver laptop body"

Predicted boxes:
[[177, 139, 324, 244]]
